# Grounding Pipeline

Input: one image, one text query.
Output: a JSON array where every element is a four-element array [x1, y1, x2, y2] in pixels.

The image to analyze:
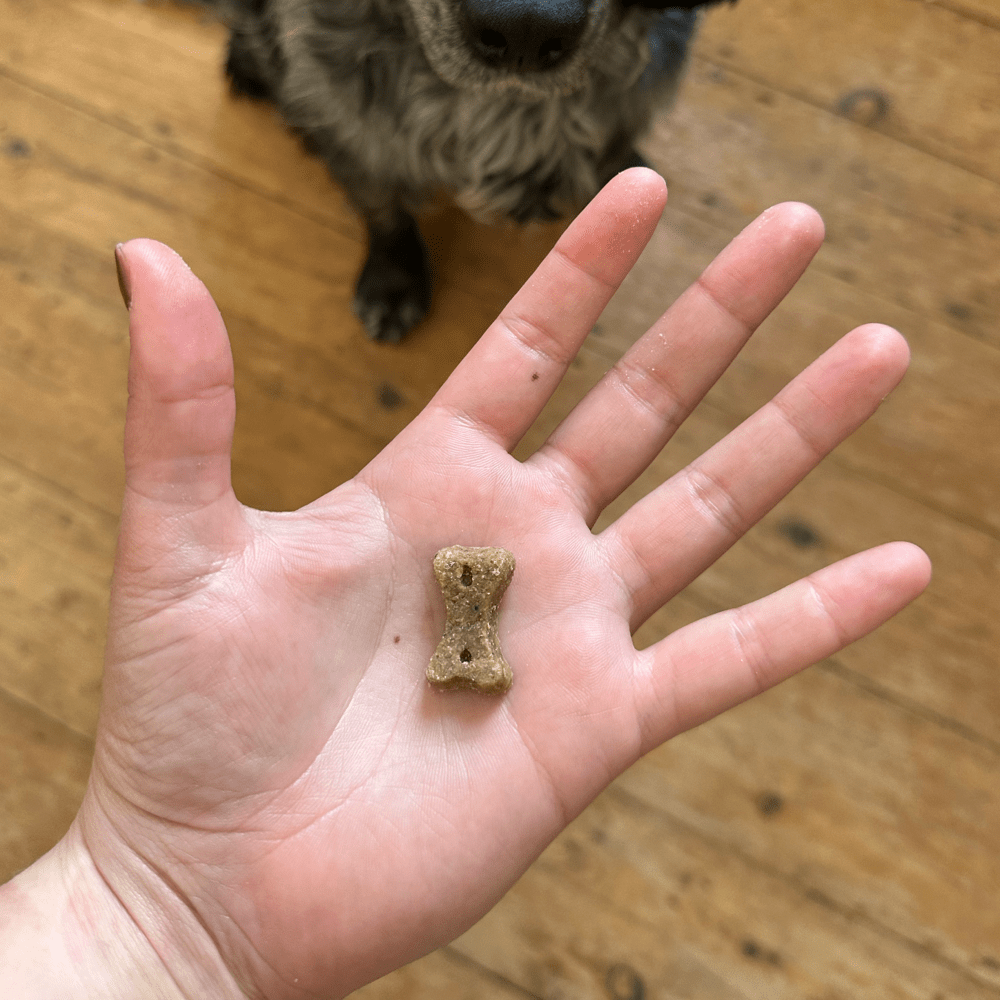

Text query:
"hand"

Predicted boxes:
[[9, 168, 930, 999]]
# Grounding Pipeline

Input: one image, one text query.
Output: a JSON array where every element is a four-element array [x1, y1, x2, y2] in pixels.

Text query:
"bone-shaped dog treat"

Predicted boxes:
[[427, 545, 515, 694]]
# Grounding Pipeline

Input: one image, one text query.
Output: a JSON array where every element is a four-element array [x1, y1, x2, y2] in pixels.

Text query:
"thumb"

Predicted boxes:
[[114, 240, 241, 543]]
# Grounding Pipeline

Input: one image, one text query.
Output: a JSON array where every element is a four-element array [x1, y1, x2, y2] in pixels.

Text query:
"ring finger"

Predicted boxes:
[[600, 323, 911, 631]]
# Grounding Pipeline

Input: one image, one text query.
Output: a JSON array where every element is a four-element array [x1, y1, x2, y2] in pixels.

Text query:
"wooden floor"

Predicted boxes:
[[2, 0, 999, 995]]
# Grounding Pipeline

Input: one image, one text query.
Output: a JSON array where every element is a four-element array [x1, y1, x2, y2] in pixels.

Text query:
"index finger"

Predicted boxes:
[[428, 167, 668, 450]]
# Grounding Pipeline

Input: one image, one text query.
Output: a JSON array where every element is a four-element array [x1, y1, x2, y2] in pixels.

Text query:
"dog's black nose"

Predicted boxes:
[[460, 0, 589, 72]]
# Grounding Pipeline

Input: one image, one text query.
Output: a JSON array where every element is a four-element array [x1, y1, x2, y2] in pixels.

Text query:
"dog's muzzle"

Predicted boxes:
[[459, 0, 591, 72]]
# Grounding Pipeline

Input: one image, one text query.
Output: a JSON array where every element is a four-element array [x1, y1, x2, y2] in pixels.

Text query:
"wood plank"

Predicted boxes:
[[940, 0, 1000, 29], [697, 0, 1000, 183], [0, 459, 114, 735], [454, 781, 1000, 997], [612, 664, 1000, 985], [642, 58, 1000, 350], [0, 691, 91, 883], [0, 213, 130, 516], [355, 949, 538, 1000]]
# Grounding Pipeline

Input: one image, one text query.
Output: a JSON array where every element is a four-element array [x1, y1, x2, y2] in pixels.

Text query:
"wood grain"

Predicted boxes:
[[698, 0, 1000, 181], [0, 691, 92, 881]]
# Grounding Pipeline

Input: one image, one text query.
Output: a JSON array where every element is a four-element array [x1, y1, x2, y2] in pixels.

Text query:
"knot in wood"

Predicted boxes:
[[426, 545, 515, 694]]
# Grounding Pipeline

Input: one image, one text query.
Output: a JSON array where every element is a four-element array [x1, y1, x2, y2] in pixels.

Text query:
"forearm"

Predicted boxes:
[[0, 821, 236, 999]]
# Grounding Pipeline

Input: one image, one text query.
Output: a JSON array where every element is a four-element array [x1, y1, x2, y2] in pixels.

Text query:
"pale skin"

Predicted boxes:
[[0, 168, 931, 998]]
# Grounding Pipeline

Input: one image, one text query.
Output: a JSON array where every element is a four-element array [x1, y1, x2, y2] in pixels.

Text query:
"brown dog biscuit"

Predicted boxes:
[[427, 545, 515, 694]]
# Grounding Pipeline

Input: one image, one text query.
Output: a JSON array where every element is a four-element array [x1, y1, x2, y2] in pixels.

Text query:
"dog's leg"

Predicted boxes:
[[224, 25, 275, 100], [596, 142, 653, 188], [352, 207, 433, 344]]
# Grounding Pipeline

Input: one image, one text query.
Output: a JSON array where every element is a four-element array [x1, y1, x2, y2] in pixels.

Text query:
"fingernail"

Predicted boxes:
[[114, 244, 131, 310]]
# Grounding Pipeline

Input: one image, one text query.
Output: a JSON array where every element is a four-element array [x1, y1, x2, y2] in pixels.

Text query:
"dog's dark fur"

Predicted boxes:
[[206, 0, 731, 341]]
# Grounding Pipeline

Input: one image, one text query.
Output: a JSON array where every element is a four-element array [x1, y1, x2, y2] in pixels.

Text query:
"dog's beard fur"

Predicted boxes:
[[216, 0, 692, 223]]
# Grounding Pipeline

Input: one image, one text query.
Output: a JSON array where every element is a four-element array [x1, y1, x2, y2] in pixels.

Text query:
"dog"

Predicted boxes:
[[206, 0, 731, 341]]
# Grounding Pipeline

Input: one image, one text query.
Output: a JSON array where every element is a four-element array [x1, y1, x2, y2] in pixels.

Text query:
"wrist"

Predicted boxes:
[[0, 819, 243, 999]]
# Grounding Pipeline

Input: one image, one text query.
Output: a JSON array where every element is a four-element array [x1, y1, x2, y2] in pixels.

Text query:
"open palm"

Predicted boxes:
[[77, 169, 929, 999]]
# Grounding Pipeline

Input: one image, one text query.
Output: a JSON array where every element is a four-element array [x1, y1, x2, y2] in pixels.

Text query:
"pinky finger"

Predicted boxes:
[[635, 542, 932, 754]]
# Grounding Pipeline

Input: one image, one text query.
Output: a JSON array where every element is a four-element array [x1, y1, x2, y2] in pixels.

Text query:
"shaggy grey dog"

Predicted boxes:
[[207, 0, 731, 341]]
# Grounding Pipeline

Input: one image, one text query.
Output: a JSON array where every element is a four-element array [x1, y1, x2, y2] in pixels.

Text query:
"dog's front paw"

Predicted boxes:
[[352, 217, 432, 343]]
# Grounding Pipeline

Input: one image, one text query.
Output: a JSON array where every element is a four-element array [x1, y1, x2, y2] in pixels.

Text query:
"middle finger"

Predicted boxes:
[[526, 202, 825, 524]]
